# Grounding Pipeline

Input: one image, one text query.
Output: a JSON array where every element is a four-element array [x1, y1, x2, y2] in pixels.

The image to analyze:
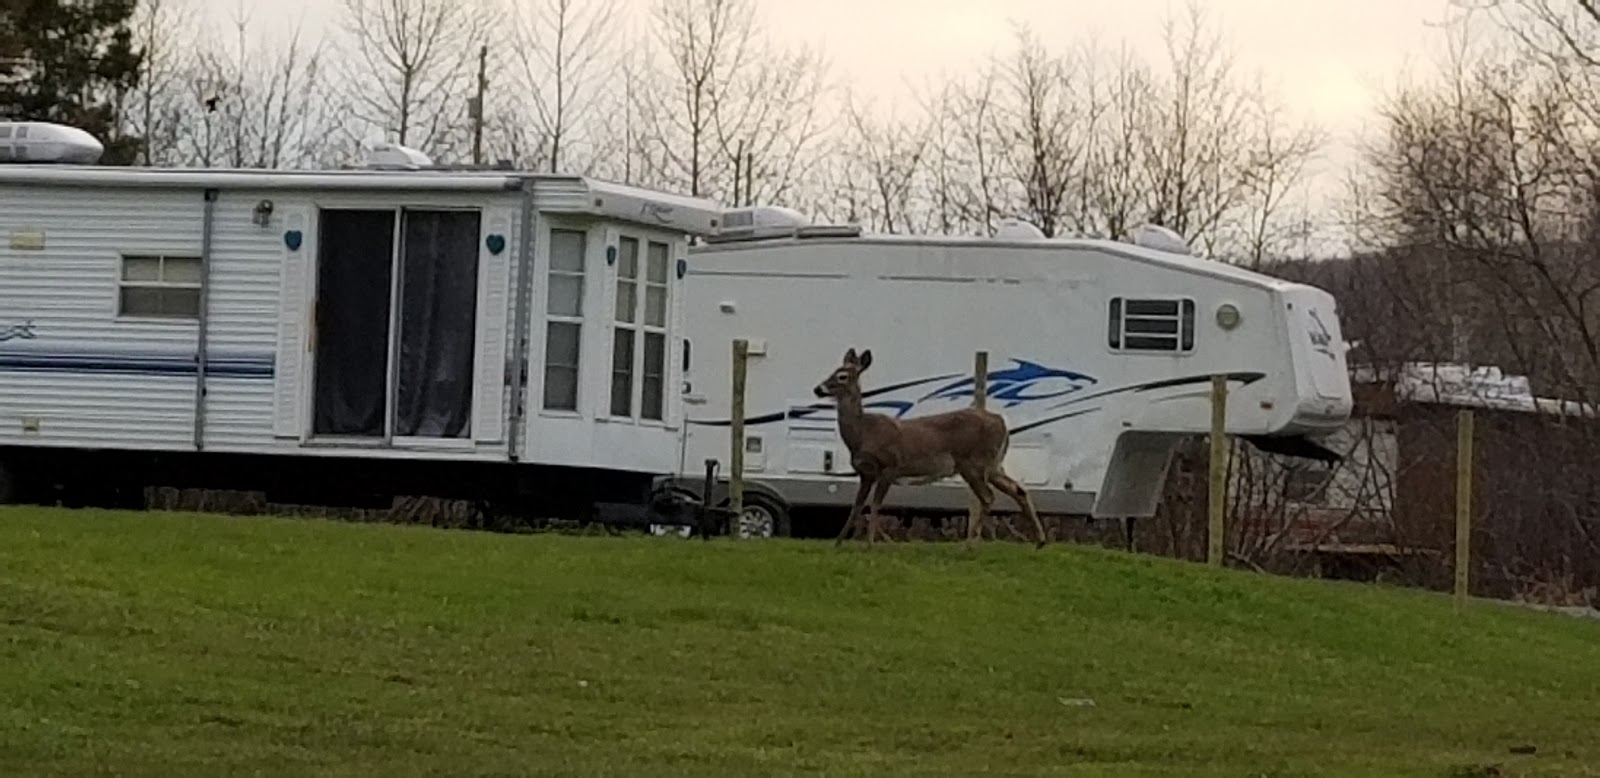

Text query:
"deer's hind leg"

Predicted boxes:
[[989, 470, 1047, 549], [958, 469, 995, 550]]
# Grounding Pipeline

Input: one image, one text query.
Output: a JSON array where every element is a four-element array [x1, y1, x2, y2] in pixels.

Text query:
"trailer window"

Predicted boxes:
[[118, 254, 202, 319], [609, 237, 671, 421], [544, 229, 587, 411], [1108, 297, 1196, 353]]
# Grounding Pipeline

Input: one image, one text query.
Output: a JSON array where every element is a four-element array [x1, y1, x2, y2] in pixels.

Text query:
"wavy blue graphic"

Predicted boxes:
[[692, 364, 1272, 440], [918, 359, 1096, 408], [694, 358, 1103, 428]]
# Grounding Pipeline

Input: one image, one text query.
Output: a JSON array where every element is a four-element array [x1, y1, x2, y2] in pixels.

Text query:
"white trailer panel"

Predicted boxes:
[[0, 163, 722, 490], [674, 224, 1353, 524]]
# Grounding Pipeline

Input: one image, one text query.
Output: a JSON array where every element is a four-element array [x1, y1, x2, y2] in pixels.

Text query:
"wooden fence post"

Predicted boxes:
[[970, 351, 989, 540], [729, 339, 749, 538], [972, 351, 989, 411], [1207, 375, 1228, 567], [1455, 408, 1475, 609]]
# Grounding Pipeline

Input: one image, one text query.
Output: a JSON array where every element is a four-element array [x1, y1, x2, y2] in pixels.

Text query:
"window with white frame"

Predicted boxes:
[[1108, 296, 1196, 353], [610, 236, 671, 421], [543, 228, 587, 411], [119, 254, 202, 319], [641, 240, 670, 420]]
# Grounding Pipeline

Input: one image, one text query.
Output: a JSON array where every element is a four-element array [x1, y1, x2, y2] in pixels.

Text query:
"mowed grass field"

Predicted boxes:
[[3, 507, 1599, 777]]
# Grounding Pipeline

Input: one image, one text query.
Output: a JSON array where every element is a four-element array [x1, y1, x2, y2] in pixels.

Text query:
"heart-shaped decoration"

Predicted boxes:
[[486, 234, 506, 255], [284, 230, 303, 252]]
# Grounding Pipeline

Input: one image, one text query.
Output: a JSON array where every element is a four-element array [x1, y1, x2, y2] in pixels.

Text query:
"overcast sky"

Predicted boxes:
[[228, 0, 1467, 214]]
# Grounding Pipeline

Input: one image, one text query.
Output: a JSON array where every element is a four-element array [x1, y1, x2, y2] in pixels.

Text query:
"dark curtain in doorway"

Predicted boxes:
[[394, 209, 481, 438], [313, 209, 396, 437]]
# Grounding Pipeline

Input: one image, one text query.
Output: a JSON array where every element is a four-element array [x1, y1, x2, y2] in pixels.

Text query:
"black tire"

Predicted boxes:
[[726, 492, 791, 539]]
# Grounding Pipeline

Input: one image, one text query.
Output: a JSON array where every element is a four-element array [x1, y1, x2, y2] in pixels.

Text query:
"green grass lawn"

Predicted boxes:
[[2, 507, 1598, 777]]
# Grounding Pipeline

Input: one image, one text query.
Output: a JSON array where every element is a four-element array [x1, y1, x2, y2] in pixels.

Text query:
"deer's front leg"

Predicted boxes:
[[835, 476, 874, 547], [866, 478, 894, 546]]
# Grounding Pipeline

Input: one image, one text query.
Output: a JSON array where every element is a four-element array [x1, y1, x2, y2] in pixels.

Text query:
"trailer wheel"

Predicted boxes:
[[730, 493, 790, 539]]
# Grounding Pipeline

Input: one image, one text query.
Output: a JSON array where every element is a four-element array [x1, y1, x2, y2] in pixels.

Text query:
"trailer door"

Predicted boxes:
[[310, 207, 483, 441]]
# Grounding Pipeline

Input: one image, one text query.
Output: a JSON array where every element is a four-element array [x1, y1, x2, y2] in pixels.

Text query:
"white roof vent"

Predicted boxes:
[[0, 121, 105, 164], [711, 205, 819, 242], [1129, 223, 1192, 255], [364, 141, 433, 170], [995, 219, 1046, 240], [722, 205, 812, 231]]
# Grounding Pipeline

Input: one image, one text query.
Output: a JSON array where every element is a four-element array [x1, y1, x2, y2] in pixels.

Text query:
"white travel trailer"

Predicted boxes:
[[0, 121, 722, 522], [664, 209, 1354, 537]]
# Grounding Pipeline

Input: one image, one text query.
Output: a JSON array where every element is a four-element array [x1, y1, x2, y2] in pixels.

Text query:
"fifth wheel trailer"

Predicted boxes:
[[0, 121, 723, 522], [663, 210, 1354, 537]]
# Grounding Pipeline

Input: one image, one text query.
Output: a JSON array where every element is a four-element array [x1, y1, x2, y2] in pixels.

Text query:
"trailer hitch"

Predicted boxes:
[[592, 458, 735, 539]]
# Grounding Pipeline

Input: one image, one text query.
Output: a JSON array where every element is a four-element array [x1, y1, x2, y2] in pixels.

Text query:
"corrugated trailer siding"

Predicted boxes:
[[200, 190, 298, 452], [0, 187, 208, 451], [0, 186, 520, 461]]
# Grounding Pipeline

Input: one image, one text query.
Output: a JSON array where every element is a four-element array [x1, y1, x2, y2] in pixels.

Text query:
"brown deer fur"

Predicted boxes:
[[812, 348, 1048, 549]]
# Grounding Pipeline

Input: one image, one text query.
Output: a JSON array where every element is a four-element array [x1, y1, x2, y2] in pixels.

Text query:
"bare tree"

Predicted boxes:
[[1139, 1, 1257, 251], [1231, 87, 1327, 267], [820, 91, 934, 233], [898, 65, 1009, 236], [123, 0, 193, 165], [335, 0, 498, 161], [173, 4, 334, 170], [1075, 41, 1154, 243], [989, 25, 1087, 237], [637, 0, 831, 202], [1322, 14, 1600, 600], [507, 0, 618, 173]]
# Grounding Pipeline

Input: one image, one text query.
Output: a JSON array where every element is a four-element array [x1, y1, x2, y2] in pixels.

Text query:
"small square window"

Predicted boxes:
[[118, 255, 202, 319]]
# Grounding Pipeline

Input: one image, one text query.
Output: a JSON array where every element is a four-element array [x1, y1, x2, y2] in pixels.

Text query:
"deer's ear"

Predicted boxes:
[[844, 347, 858, 364], [858, 349, 873, 371]]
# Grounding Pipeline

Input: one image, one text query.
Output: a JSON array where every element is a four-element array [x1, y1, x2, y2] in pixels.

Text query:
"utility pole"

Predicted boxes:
[[732, 140, 745, 206], [471, 44, 488, 166]]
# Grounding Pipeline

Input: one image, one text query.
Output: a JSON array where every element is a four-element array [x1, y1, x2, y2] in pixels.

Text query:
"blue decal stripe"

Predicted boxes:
[[864, 372, 965, 399], [693, 369, 1268, 430], [0, 352, 276, 379], [1133, 371, 1266, 393], [1044, 371, 1268, 411]]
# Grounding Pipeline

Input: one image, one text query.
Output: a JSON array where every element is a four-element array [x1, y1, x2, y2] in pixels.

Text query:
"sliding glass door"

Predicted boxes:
[[312, 207, 482, 441]]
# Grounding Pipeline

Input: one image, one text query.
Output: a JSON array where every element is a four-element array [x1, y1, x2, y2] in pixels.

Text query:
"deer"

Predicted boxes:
[[811, 347, 1048, 549]]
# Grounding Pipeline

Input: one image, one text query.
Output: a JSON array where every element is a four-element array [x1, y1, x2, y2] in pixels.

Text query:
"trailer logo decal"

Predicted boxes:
[[0, 320, 37, 343], [641, 202, 675, 224], [1306, 309, 1337, 360], [918, 359, 1096, 408]]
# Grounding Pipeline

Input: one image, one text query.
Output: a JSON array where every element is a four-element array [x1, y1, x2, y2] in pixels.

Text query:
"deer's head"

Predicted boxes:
[[813, 348, 873, 398]]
